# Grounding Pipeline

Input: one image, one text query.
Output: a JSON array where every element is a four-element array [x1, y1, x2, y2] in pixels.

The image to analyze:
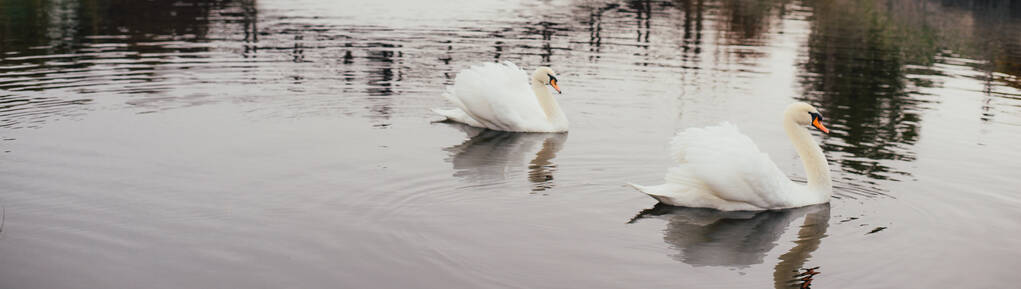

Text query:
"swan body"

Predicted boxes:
[[630, 102, 832, 211], [433, 61, 568, 132]]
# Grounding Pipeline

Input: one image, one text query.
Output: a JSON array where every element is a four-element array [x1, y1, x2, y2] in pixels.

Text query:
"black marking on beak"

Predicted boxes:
[[808, 112, 829, 133], [548, 73, 561, 94], [809, 112, 823, 122]]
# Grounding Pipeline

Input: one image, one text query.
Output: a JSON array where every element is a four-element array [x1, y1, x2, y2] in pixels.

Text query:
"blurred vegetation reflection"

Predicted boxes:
[[796, 0, 1021, 182], [0, 0, 257, 128], [2, 0, 1020, 173], [799, 0, 926, 182]]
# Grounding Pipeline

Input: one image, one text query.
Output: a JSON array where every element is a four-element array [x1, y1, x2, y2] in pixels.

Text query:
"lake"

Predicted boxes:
[[1, 0, 1020, 288]]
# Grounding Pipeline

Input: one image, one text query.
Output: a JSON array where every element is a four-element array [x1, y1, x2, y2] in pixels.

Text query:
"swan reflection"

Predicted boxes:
[[630, 204, 829, 288], [442, 124, 567, 193]]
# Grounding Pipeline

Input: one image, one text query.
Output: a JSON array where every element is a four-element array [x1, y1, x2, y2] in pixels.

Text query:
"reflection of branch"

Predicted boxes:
[[0, 205, 6, 236], [773, 205, 830, 289]]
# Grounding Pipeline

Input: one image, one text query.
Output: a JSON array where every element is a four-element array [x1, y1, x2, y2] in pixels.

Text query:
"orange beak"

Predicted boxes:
[[550, 78, 561, 94], [812, 117, 830, 134]]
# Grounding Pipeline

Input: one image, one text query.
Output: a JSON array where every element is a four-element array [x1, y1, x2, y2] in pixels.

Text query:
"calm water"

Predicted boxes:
[[2, 0, 1020, 288]]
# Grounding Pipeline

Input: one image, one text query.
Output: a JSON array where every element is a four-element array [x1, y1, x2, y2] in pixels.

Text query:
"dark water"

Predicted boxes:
[[2, 0, 1020, 288]]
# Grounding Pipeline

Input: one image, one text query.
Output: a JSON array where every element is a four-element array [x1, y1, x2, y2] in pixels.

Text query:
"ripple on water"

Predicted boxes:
[[2, 0, 1021, 288]]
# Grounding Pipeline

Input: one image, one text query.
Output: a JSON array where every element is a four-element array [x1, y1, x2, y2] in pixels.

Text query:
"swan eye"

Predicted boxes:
[[809, 112, 823, 122], [547, 73, 558, 84]]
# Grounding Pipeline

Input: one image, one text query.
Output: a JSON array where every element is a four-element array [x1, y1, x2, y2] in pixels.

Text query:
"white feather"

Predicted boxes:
[[632, 103, 833, 211], [432, 108, 484, 127], [433, 61, 567, 132]]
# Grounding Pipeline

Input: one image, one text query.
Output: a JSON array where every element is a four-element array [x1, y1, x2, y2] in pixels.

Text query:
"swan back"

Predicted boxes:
[[449, 62, 551, 131], [669, 123, 800, 209], [632, 103, 833, 211], [438, 62, 566, 132]]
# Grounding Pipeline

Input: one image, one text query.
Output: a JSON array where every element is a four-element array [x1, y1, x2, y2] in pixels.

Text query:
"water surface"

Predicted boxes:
[[2, 0, 1020, 288]]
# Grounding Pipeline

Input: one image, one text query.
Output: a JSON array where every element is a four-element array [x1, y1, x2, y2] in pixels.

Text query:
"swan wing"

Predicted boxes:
[[669, 123, 793, 208], [630, 165, 764, 211], [445, 62, 547, 131]]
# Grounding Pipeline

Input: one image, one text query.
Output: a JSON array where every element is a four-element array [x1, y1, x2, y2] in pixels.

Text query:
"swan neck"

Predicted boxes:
[[531, 80, 564, 123], [784, 117, 832, 198]]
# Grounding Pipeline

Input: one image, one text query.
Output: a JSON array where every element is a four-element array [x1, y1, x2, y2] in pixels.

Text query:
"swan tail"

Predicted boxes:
[[434, 84, 488, 128], [628, 182, 679, 205], [627, 182, 646, 193], [629, 166, 722, 207], [432, 108, 485, 128], [628, 182, 660, 197]]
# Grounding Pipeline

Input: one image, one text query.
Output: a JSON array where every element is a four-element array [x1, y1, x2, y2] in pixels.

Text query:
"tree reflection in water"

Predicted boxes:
[[799, 0, 1021, 182], [799, 0, 926, 182]]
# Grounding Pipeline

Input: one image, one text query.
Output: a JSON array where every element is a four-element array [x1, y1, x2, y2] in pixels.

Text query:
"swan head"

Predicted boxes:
[[785, 102, 829, 134], [532, 67, 561, 94]]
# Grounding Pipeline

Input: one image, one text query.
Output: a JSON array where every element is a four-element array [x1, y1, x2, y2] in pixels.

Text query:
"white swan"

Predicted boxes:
[[432, 61, 568, 132], [630, 102, 833, 211]]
